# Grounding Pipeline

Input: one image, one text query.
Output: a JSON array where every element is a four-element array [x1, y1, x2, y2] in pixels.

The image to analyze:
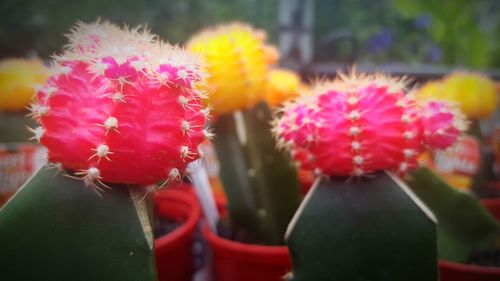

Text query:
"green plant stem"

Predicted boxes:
[[213, 102, 301, 245]]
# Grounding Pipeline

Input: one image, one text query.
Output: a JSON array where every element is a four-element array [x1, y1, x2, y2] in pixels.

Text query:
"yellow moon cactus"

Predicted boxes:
[[266, 68, 304, 106], [416, 72, 497, 119], [188, 23, 275, 115], [414, 81, 443, 102], [0, 58, 49, 111]]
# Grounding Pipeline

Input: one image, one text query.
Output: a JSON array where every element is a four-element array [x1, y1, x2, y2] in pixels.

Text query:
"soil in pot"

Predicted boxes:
[[155, 216, 181, 237], [468, 249, 500, 268], [216, 218, 263, 245]]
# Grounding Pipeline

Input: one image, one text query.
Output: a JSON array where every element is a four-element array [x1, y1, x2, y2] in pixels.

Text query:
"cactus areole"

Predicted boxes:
[[273, 72, 466, 177], [29, 22, 211, 187]]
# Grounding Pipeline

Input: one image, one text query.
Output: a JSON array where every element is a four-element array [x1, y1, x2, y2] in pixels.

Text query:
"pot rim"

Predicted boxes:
[[439, 260, 500, 275], [155, 189, 200, 248], [202, 223, 290, 263]]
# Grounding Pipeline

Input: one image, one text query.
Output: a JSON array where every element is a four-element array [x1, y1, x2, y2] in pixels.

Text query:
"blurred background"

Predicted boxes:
[[1, 0, 500, 71]]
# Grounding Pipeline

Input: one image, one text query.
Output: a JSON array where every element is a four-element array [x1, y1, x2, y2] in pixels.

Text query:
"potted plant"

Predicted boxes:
[[0, 57, 49, 206], [0, 21, 211, 281], [187, 23, 301, 280], [272, 71, 466, 280]]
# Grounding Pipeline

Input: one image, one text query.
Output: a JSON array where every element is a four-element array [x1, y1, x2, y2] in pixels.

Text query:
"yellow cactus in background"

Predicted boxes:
[[414, 80, 443, 102], [416, 72, 497, 119], [266, 68, 304, 107], [442, 72, 497, 119], [188, 23, 276, 116], [0, 58, 49, 111]]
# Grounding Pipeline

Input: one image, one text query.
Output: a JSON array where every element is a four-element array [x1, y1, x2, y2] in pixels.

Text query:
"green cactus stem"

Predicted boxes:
[[286, 171, 437, 281], [213, 102, 301, 245], [0, 167, 158, 281], [407, 167, 500, 262]]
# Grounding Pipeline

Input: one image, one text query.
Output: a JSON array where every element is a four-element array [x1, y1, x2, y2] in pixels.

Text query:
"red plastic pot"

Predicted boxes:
[[203, 224, 291, 281], [439, 260, 500, 281], [481, 197, 500, 221], [154, 189, 201, 281]]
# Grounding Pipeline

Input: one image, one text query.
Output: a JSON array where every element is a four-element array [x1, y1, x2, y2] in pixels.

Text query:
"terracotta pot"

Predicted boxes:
[[154, 189, 201, 281], [203, 224, 291, 281], [439, 260, 500, 281]]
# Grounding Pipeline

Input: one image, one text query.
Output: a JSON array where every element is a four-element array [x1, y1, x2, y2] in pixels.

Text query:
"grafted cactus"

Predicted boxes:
[[30, 21, 210, 187], [0, 21, 210, 281], [273, 72, 466, 281]]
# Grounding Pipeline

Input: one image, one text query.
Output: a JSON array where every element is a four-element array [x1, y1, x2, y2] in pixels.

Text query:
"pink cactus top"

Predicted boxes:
[[29, 22, 211, 187], [273, 73, 466, 177]]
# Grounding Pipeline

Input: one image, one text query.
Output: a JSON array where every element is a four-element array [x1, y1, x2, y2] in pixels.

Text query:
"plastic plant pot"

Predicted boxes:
[[155, 189, 201, 281], [439, 260, 500, 281], [480, 182, 500, 221], [481, 197, 500, 221], [203, 223, 291, 281]]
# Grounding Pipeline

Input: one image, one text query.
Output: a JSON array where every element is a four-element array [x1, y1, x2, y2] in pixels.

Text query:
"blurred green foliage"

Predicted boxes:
[[314, 0, 500, 69], [393, 0, 500, 68]]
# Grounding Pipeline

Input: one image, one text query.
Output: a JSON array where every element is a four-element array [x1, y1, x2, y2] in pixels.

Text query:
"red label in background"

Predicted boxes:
[[433, 136, 480, 176], [0, 144, 46, 207]]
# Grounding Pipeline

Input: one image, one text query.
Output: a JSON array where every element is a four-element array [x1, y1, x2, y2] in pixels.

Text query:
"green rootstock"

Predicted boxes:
[[407, 167, 500, 262], [213, 102, 301, 245], [286, 171, 437, 281], [0, 167, 158, 281]]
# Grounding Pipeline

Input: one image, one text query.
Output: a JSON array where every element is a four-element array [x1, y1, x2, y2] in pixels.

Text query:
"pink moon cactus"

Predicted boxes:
[[273, 73, 466, 177], [29, 22, 212, 187]]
